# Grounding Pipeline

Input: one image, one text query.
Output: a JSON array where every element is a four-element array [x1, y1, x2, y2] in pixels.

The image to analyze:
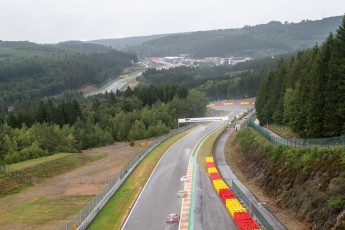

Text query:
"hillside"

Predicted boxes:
[[90, 16, 343, 58], [226, 127, 345, 229], [0, 41, 137, 111], [88, 34, 173, 50]]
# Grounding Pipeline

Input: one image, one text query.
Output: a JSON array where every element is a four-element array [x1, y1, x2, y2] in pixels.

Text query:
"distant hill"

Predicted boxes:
[[88, 34, 173, 50], [0, 40, 136, 109], [53, 41, 114, 53], [89, 16, 343, 58]]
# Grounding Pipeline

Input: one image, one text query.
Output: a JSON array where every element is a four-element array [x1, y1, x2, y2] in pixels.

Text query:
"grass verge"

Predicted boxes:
[[10, 153, 72, 171], [1, 195, 92, 225], [267, 123, 299, 139], [87, 130, 190, 230], [196, 125, 227, 173], [0, 152, 108, 198]]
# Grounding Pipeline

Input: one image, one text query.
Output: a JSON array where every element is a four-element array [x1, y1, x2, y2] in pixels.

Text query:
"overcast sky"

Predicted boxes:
[[0, 0, 344, 44]]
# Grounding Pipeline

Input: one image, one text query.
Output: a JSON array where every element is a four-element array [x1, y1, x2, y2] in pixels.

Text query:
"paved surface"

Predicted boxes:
[[193, 167, 237, 230], [214, 122, 287, 230], [122, 122, 226, 230], [179, 161, 193, 229], [121, 103, 281, 230], [86, 71, 142, 96]]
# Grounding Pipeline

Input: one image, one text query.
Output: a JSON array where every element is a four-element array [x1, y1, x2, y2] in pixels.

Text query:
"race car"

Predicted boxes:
[[177, 190, 188, 198], [180, 175, 189, 182], [165, 213, 180, 223]]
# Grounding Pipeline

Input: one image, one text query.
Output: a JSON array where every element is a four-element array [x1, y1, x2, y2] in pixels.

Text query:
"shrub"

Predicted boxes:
[[328, 196, 345, 213]]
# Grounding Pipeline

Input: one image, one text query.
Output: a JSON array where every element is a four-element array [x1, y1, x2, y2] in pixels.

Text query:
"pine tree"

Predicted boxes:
[[325, 16, 345, 136], [333, 16, 345, 134], [305, 46, 323, 137]]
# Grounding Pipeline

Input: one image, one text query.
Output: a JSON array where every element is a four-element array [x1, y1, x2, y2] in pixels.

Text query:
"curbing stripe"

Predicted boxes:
[[178, 160, 194, 230]]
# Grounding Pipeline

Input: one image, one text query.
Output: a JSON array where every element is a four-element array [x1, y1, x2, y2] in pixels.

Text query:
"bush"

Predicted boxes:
[[328, 196, 345, 213]]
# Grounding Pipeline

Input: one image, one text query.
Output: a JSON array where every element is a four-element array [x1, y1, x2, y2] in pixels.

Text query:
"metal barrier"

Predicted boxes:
[[232, 181, 279, 230], [53, 124, 195, 230]]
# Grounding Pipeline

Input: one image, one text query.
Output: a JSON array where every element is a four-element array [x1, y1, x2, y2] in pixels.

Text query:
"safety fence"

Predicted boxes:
[[245, 113, 345, 147], [53, 124, 195, 230]]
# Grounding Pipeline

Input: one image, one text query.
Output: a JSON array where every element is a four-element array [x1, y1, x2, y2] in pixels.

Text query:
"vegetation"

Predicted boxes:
[[0, 84, 208, 164], [1, 196, 91, 225], [0, 152, 104, 198], [256, 16, 345, 138], [139, 56, 282, 100], [117, 16, 343, 58], [228, 127, 345, 229], [0, 41, 137, 111], [196, 124, 226, 172]]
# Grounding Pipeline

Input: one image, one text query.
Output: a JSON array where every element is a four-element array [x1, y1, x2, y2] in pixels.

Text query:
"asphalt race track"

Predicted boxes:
[[122, 103, 254, 230]]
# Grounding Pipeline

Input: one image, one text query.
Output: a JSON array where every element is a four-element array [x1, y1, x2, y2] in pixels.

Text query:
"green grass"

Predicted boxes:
[[10, 153, 72, 171], [0, 173, 30, 198], [87, 152, 108, 159], [1, 152, 108, 199], [268, 124, 299, 139], [196, 124, 227, 172], [19, 154, 97, 179], [87, 130, 190, 230], [1, 196, 91, 225]]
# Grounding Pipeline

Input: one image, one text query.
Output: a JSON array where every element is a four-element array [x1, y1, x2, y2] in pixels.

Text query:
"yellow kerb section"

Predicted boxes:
[[212, 180, 229, 192], [225, 198, 246, 217], [207, 167, 218, 175], [205, 157, 214, 163]]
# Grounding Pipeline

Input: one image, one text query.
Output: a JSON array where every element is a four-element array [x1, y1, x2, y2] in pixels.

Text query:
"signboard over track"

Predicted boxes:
[[178, 116, 228, 123]]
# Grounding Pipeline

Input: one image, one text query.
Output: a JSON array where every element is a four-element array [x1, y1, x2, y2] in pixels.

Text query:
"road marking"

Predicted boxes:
[[187, 123, 226, 230], [179, 160, 194, 229]]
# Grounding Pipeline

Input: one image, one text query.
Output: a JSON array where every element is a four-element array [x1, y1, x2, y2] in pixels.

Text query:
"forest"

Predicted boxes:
[[255, 16, 345, 138], [0, 84, 207, 164], [0, 41, 137, 112], [139, 56, 283, 100], [110, 16, 344, 58]]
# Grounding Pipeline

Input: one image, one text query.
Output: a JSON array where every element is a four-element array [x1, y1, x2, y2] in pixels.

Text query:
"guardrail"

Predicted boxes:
[[53, 124, 195, 230], [213, 119, 286, 230], [232, 181, 278, 230]]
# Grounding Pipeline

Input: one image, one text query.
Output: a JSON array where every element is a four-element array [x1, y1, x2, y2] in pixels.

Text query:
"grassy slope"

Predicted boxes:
[[225, 127, 345, 229], [0, 152, 107, 202], [1, 196, 92, 225], [0, 151, 109, 228]]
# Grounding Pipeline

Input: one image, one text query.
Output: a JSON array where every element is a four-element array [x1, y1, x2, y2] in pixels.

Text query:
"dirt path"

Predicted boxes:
[[0, 140, 154, 230]]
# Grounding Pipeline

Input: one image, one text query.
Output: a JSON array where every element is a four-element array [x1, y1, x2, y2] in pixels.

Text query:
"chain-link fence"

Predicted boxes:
[[53, 124, 195, 230], [246, 113, 345, 147]]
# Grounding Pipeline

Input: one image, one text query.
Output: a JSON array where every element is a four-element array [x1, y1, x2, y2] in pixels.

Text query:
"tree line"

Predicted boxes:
[[256, 16, 345, 138], [125, 16, 342, 58], [140, 56, 282, 100], [0, 85, 208, 164]]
